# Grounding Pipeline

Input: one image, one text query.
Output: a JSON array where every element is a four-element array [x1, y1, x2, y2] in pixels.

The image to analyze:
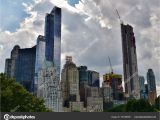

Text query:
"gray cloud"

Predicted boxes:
[[0, 0, 159, 95]]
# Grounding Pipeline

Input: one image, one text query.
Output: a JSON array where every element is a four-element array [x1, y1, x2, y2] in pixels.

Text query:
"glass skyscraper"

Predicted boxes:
[[45, 6, 61, 75], [15, 46, 36, 92], [34, 35, 45, 94], [147, 69, 156, 92], [5, 45, 36, 92]]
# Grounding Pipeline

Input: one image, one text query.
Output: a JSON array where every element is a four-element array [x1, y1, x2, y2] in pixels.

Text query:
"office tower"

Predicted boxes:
[[5, 45, 36, 92], [144, 84, 149, 99], [45, 6, 61, 74], [147, 69, 157, 104], [34, 35, 45, 94], [61, 56, 80, 106], [61, 56, 84, 112], [37, 65, 63, 112], [78, 66, 88, 85], [5, 45, 20, 77], [121, 23, 140, 99], [139, 76, 145, 99], [103, 73, 123, 100], [15, 46, 36, 92], [37, 6, 62, 111], [88, 70, 100, 87]]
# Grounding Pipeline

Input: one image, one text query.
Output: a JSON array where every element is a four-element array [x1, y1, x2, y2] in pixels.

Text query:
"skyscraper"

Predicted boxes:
[[78, 66, 88, 85], [147, 69, 157, 104], [45, 6, 61, 75], [15, 46, 36, 92], [139, 76, 145, 99], [61, 56, 81, 106], [34, 35, 45, 94], [37, 6, 63, 112], [5, 45, 36, 92], [88, 70, 100, 88], [5, 45, 20, 78], [121, 23, 140, 99]]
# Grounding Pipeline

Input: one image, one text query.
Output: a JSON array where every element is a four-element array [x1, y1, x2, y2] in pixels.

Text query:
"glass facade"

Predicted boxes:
[[34, 35, 45, 94], [15, 46, 36, 92], [45, 7, 61, 77], [139, 76, 145, 98], [147, 69, 156, 92], [78, 66, 88, 85]]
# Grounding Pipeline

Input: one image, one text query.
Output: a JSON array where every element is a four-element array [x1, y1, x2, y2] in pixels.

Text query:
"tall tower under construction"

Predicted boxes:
[[121, 23, 140, 99]]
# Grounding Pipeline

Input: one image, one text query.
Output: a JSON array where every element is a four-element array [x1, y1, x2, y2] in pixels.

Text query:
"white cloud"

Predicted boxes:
[[0, 0, 159, 96]]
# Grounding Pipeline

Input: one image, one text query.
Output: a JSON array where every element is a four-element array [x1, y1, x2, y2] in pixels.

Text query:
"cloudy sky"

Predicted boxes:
[[0, 0, 159, 95]]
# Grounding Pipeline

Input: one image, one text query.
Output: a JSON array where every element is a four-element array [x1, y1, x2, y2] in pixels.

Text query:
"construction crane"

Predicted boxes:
[[108, 56, 113, 74], [108, 0, 123, 24]]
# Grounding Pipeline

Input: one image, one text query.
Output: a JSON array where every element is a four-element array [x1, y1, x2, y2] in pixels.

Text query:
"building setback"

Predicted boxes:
[[121, 23, 140, 99]]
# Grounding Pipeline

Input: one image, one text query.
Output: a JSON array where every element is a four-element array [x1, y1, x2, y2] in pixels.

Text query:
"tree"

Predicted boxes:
[[126, 99, 155, 112], [0, 73, 49, 112], [155, 96, 160, 110]]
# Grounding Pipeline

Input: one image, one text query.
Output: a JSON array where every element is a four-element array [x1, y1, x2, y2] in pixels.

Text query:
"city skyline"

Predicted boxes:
[[0, 0, 159, 96]]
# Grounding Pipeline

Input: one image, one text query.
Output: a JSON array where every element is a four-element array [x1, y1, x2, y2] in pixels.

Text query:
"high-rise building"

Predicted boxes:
[[144, 84, 149, 99], [147, 69, 157, 104], [61, 56, 80, 107], [139, 76, 145, 99], [121, 23, 140, 99], [15, 46, 36, 92], [37, 6, 62, 112], [45, 6, 61, 75], [103, 73, 123, 100], [5, 45, 20, 77], [34, 35, 45, 94], [78, 66, 88, 85], [37, 65, 63, 112], [61, 56, 84, 112], [88, 70, 100, 87], [5, 45, 36, 92]]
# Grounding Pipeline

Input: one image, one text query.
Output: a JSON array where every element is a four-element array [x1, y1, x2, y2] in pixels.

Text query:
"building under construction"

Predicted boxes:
[[103, 73, 124, 100]]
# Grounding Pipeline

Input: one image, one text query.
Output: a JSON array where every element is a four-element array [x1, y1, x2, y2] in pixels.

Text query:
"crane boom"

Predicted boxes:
[[108, 56, 113, 74]]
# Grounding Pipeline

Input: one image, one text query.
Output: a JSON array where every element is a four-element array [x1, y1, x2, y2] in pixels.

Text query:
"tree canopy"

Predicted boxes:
[[0, 73, 49, 112]]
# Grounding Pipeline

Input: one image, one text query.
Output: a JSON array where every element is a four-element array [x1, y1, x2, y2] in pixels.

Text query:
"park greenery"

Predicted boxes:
[[105, 97, 160, 112], [0, 73, 49, 112]]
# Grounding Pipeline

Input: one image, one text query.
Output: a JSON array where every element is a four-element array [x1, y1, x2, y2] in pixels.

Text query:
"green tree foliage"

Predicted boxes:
[[0, 73, 49, 112], [107, 104, 126, 112], [126, 99, 154, 112], [106, 99, 157, 112], [154, 96, 160, 110]]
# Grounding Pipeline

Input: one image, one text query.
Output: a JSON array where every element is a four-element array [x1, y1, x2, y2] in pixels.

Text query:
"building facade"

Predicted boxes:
[[78, 66, 88, 85], [15, 46, 36, 92], [139, 76, 145, 99], [61, 56, 80, 106], [121, 23, 140, 99], [37, 65, 63, 112], [147, 69, 157, 104], [103, 73, 123, 100], [5, 45, 36, 92], [45, 6, 61, 76], [88, 70, 100, 87], [34, 35, 45, 94]]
